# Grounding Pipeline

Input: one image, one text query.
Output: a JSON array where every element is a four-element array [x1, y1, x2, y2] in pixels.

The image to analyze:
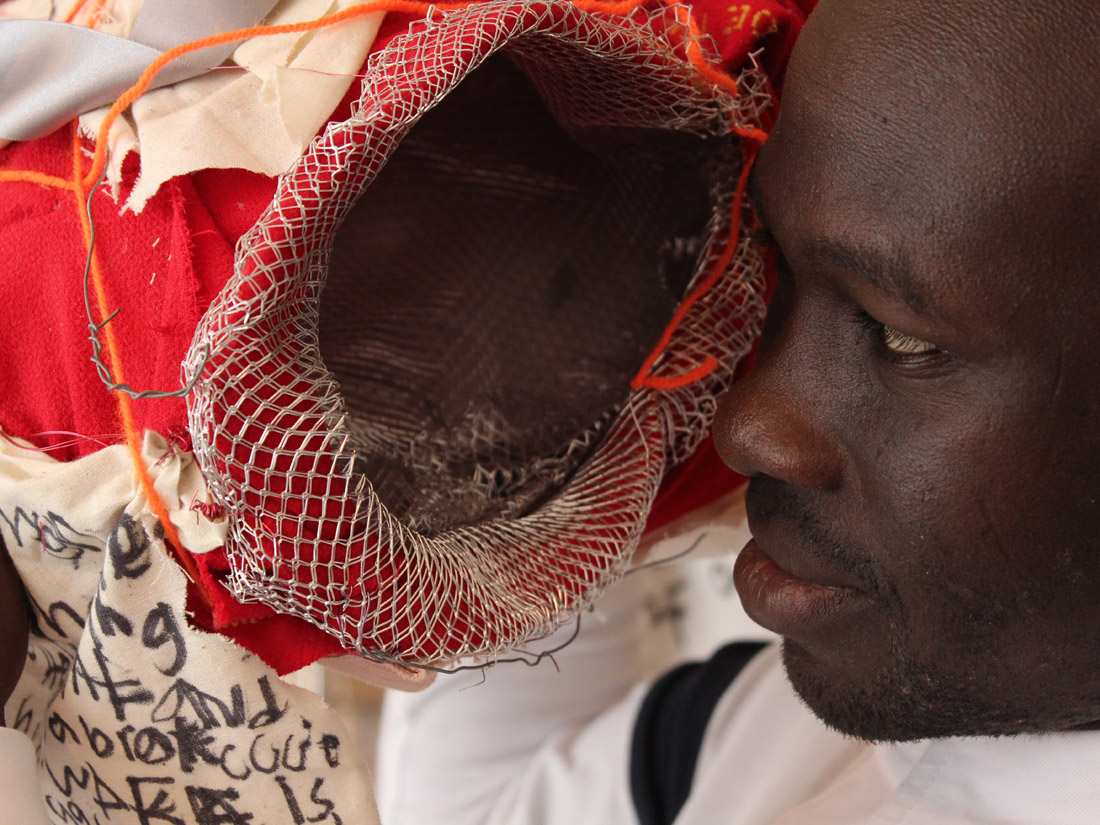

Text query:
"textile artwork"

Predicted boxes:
[[0, 0, 812, 681]]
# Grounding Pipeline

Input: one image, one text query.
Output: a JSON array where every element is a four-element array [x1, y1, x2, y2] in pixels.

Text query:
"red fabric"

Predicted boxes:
[[692, 0, 816, 86], [645, 436, 745, 532], [0, 138, 281, 461], [0, 1, 812, 674], [0, 134, 336, 676], [187, 547, 348, 674], [1, 133, 182, 458]]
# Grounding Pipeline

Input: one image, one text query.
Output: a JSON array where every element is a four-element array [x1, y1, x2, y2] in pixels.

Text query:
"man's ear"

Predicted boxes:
[[0, 534, 29, 726]]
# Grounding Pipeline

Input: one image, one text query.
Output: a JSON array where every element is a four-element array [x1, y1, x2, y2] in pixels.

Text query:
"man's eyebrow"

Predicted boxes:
[[746, 163, 933, 312], [806, 239, 931, 313]]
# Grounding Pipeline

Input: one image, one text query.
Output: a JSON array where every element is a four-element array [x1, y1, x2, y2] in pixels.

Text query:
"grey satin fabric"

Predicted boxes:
[[0, 0, 280, 141]]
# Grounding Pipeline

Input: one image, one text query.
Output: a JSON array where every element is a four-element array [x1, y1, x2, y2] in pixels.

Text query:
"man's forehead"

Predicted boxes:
[[779, 9, 1022, 175], [787, 0, 1100, 144], [762, 0, 1100, 265], [754, 0, 1100, 341]]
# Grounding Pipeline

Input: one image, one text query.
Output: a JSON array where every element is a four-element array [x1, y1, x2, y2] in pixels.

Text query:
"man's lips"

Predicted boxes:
[[733, 539, 868, 638]]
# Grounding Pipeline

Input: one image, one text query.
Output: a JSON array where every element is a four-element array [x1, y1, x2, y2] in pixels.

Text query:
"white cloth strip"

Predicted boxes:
[[0, 0, 279, 140]]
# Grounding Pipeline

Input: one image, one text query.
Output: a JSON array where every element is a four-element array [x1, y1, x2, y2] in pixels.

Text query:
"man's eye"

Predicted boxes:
[[857, 312, 941, 359], [880, 324, 938, 356]]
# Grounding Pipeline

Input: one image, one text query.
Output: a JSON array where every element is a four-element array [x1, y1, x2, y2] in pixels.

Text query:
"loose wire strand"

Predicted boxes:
[[352, 534, 707, 675], [361, 615, 584, 676], [625, 532, 706, 576], [80, 163, 211, 400]]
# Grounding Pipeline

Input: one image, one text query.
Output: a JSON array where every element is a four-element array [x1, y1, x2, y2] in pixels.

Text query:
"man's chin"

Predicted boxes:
[[779, 639, 916, 743], [778, 639, 975, 743], [778, 639, 1093, 742]]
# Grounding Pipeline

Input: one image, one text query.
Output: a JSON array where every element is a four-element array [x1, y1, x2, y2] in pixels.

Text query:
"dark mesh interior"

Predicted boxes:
[[318, 51, 724, 535]]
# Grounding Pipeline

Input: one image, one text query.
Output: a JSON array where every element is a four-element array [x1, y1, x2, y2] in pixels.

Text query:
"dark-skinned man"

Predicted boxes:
[[377, 1, 1100, 823], [4, 0, 1099, 822]]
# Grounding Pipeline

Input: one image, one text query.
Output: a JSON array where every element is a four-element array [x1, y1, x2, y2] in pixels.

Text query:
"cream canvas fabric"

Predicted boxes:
[[0, 431, 380, 824], [0, 0, 384, 212]]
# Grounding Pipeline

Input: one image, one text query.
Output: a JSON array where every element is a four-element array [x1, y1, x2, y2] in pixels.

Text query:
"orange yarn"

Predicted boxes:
[[673, 3, 769, 144], [62, 0, 110, 27], [0, 169, 73, 190], [638, 357, 721, 390], [61, 1, 85, 24], [84, 1, 474, 187], [624, 0, 770, 390], [70, 125, 208, 596], [632, 141, 762, 390]]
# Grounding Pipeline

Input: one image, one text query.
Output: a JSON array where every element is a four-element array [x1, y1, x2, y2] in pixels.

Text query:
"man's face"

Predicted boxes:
[[715, 0, 1100, 740]]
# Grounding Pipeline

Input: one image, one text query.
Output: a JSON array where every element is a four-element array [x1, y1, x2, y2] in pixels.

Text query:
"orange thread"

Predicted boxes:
[[623, 2, 766, 388], [640, 356, 720, 390], [70, 125, 209, 600], [0, 170, 74, 190], [62, 0, 89, 24], [7, 1, 755, 212], [63, 0, 110, 27], [632, 144, 762, 390], [668, 2, 769, 144], [84, 1, 471, 187]]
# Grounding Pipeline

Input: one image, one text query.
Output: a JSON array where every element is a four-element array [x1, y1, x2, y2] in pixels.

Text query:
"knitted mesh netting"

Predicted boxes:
[[184, 0, 770, 665]]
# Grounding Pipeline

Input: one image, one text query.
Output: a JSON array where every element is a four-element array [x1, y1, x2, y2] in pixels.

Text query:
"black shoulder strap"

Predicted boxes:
[[629, 641, 767, 825]]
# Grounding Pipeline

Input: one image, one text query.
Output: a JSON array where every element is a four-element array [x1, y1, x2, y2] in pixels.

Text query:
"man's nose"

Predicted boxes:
[[713, 350, 844, 490]]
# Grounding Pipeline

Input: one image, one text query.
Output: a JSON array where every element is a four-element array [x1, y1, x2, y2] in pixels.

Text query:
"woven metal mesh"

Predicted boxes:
[[184, 0, 771, 665]]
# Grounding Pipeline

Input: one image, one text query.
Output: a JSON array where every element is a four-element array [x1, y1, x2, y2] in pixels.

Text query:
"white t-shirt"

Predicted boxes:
[[376, 575, 1100, 825]]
